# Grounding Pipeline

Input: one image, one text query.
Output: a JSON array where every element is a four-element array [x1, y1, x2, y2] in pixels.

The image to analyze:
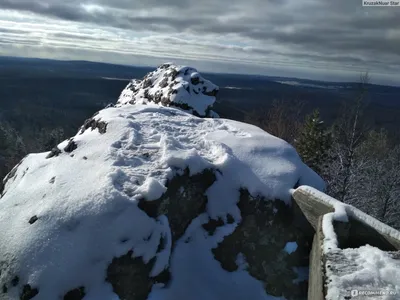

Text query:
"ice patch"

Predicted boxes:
[[284, 242, 298, 254]]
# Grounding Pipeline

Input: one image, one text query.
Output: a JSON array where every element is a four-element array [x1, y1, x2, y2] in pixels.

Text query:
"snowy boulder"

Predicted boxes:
[[0, 67, 325, 300], [117, 63, 219, 117]]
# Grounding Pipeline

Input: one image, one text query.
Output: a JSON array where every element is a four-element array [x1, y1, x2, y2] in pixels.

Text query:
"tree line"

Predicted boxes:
[[0, 123, 66, 182], [245, 74, 400, 230], [1, 74, 399, 230]]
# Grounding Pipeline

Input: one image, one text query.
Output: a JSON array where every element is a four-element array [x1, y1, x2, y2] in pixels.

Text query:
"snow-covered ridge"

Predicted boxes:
[[0, 65, 324, 300], [117, 63, 219, 117]]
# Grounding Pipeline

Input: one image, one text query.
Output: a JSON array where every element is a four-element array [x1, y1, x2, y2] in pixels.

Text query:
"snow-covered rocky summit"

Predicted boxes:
[[117, 63, 219, 117], [0, 64, 324, 300]]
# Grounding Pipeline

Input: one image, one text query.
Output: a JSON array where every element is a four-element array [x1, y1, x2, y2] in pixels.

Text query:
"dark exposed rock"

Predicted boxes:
[[202, 218, 225, 235], [49, 176, 56, 184], [169, 69, 179, 81], [169, 102, 191, 113], [227, 214, 235, 224], [28, 216, 38, 225], [21, 168, 28, 179], [46, 147, 62, 159], [159, 63, 171, 70], [80, 118, 108, 135], [152, 268, 171, 284], [105, 103, 115, 109], [143, 89, 150, 100], [159, 78, 168, 89], [20, 284, 38, 300], [106, 250, 153, 300], [211, 189, 313, 300], [153, 91, 162, 104], [138, 168, 216, 244], [202, 88, 218, 97], [142, 79, 152, 89], [1, 158, 26, 196], [11, 276, 19, 287], [5, 160, 23, 181], [161, 97, 171, 106], [191, 76, 200, 85], [107, 168, 217, 300], [2, 284, 6, 294], [63, 287, 85, 300], [64, 140, 77, 153], [0, 181, 4, 198], [192, 110, 201, 118]]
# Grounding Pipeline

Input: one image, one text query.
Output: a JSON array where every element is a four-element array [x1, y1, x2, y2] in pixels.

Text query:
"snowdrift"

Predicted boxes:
[[0, 64, 325, 300]]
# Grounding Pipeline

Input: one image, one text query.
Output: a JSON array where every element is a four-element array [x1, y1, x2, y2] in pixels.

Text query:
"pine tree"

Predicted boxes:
[[295, 109, 331, 175]]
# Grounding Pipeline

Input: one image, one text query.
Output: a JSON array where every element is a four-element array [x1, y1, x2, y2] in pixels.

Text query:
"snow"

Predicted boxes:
[[0, 66, 324, 300], [135, 177, 167, 201], [292, 267, 309, 284], [293, 186, 400, 300], [293, 186, 400, 252], [149, 228, 285, 300], [223, 86, 253, 90], [283, 242, 298, 254], [275, 80, 346, 90], [149, 215, 171, 277], [117, 63, 219, 117], [325, 246, 400, 300]]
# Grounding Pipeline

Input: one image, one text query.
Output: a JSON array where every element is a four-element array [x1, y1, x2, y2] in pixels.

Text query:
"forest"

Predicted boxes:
[[245, 75, 400, 230], [1, 59, 399, 231]]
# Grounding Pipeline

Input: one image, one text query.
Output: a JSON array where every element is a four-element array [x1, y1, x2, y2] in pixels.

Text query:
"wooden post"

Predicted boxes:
[[308, 216, 325, 300], [292, 188, 334, 231]]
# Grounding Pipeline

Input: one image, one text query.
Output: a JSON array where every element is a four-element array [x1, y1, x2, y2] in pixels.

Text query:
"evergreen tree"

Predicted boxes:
[[295, 109, 331, 175], [0, 121, 25, 181]]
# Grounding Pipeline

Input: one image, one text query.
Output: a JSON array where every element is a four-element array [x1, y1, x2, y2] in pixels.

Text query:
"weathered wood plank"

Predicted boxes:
[[308, 216, 325, 300], [292, 189, 334, 231], [293, 187, 400, 251]]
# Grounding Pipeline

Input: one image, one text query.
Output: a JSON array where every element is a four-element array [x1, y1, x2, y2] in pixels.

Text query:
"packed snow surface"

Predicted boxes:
[[325, 246, 400, 300], [0, 102, 323, 299]]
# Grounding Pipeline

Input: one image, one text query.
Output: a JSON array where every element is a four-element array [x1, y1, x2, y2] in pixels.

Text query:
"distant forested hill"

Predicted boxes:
[[1, 56, 400, 179], [1, 56, 400, 230]]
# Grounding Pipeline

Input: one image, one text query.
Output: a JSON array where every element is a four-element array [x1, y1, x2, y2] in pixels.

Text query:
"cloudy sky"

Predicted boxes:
[[0, 0, 399, 84]]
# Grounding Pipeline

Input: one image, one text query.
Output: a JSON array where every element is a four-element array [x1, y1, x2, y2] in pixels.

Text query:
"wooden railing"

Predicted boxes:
[[291, 187, 400, 300]]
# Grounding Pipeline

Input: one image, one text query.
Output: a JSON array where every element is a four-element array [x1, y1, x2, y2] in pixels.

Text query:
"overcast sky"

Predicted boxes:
[[0, 0, 399, 84]]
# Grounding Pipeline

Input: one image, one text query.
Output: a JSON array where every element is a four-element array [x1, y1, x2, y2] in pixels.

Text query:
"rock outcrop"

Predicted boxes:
[[117, 63, 219, 118], [0, 64, 324, 300]]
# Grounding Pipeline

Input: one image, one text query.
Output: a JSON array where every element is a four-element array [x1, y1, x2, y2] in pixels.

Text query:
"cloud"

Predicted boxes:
[[0, 0, 399, 84]]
